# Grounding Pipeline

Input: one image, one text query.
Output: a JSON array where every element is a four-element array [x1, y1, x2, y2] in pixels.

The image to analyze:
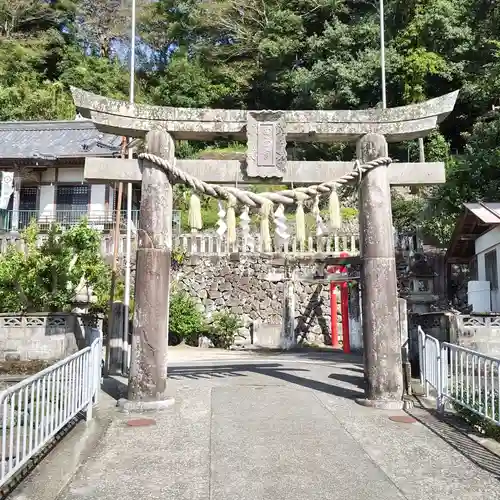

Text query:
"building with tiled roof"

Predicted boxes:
[[0, 119, 139, 232]]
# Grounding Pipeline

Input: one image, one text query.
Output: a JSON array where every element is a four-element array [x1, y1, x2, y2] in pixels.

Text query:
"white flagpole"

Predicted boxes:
[[379, 0, 387, 109], [124, 0, 136, 373]]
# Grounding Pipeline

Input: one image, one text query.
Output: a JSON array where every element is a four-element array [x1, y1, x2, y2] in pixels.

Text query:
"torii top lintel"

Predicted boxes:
[[71, 87, 458, 144]]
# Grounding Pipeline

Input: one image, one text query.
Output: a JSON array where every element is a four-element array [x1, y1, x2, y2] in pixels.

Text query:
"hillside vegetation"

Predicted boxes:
[[1, 0, 500, 243]]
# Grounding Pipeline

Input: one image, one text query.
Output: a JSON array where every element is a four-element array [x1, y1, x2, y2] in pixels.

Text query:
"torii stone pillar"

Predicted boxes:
[[357, 133, 403, 409], [125, 128, 174, 408]]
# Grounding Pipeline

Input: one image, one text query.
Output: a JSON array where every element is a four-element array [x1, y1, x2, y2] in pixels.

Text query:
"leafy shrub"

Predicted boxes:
[[168, 291, 205, 345], [171, 246, 187, 271], [207, 311, 242, 349], [0, 220, 113, 314], [341, 207, 358, 221]]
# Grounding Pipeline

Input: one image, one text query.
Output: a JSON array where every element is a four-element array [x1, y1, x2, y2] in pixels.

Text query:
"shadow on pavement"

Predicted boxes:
[[408, 399, 500, 480], [328, 371, 366, 390], [244, 348, 364, 366], [101, 359, 365, 402], [168, 363, 364, 400], [101, 376, 128, 401], [168, 363, 284, 380], [256, 365, 364, 399]]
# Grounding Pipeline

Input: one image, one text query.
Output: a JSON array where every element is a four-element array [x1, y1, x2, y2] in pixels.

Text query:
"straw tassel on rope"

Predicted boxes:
[[188, 192, 203, 231], [274, 204, 290, 243], [295, 200, 306, 244], [226, 194, 237, 245], [260, 201, 273, 252], [312, 195, 326, 237], [239, 205, 253, 251], [328, 185, 342, 230], [216, 200, 227, 237]]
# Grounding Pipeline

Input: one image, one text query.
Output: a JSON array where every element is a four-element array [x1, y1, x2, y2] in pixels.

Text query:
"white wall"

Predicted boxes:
[[57, 168, 83, 183], [39, 185, 54, 218], [41, 169, 55, 183], [475, 227, 500, 312], [475, 226, 500, 255], [89, 185, 106, 214]]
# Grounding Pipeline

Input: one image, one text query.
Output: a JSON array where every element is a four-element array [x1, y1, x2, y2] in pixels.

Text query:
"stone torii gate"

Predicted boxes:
[[72, 87, 458, 410]]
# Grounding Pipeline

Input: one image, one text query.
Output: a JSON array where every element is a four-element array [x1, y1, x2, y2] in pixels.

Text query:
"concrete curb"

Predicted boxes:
[[117, 397, 175, 413], [6, 409, 113, 500], [355, 398, 404, 410]]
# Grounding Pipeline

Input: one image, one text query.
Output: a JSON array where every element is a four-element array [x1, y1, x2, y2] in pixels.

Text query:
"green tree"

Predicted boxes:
[[419, 115, 500, 245], [0, 0, 136, 120], [2, 0, 500, 249], [0, 221, 113, 313]]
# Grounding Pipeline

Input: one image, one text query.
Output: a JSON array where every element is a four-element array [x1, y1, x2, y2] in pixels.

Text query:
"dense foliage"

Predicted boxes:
[[168, 290, 242, 347], [0, 220, 115, 313], [1, 0, 500, 241], [168, 291, 205, 345], [208, 312, 243, 348]]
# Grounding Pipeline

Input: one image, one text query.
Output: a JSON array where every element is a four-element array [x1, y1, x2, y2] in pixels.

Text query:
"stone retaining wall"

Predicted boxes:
[[175, 254, 347, 346]]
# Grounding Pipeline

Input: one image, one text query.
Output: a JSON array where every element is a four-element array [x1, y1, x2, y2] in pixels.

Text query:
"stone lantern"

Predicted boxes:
[[72, 276, 97, 314], [71, 276, 102, 348]]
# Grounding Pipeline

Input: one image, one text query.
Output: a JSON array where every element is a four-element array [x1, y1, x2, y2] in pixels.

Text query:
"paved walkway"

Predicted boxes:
[[59, 350, 500, 500]]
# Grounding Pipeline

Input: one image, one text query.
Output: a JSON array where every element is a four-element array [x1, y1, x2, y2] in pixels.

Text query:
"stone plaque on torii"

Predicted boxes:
[[71, 87, 458, 411]]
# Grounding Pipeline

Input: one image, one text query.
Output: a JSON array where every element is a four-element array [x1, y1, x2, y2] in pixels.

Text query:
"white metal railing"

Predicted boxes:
[[441, 343, 500, 424], [418, 326, 442, 399], [0, 337, 101, 487], [417, 326, 500, 424]]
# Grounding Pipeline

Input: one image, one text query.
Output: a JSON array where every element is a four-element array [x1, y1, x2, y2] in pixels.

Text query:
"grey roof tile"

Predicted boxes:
[[0, 119, 122, 159]]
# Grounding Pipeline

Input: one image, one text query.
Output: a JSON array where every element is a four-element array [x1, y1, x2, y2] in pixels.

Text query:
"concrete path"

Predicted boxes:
[[58, 350, 500, 500]]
